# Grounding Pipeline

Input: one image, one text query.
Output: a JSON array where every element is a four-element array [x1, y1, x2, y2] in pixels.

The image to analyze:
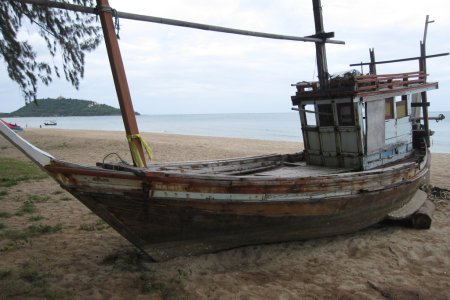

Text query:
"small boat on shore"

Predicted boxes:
[[0, 0, 447, 261], [1, 119, 23, 132], [44, 120, 57, 126]]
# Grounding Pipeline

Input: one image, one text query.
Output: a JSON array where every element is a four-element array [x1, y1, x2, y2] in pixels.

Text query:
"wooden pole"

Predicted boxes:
[[422, 15, 434, 47], [419, 15, 438, 148], [96, 0, 147, 167], [311, 0, 329, 89], [369, 48, 377, 75], [420, 42, 430, 147]]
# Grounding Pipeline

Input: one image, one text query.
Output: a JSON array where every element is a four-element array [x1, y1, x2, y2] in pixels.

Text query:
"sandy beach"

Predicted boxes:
[[1, 128, 449, 299]]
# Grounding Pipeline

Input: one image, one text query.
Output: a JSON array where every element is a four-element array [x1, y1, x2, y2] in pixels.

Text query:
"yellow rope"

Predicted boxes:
[[126, 134, 153, 167]]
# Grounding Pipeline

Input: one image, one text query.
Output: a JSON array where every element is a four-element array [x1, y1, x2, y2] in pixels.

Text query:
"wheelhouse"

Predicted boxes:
[[292, 71, 438, 170]]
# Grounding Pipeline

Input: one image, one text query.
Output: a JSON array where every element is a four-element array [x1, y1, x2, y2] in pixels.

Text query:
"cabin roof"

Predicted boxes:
[[291, 71, 438, 104]]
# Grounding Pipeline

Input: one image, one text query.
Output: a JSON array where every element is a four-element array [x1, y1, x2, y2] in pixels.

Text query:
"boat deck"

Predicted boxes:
[[254, 162, 348, 177], [156, 162, 349, 177], [99, 153, 353, 178], [98, 149, 422, 179]]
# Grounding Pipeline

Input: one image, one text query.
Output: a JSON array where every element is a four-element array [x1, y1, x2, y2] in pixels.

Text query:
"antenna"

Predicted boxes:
[[422, 15, 435, 47]]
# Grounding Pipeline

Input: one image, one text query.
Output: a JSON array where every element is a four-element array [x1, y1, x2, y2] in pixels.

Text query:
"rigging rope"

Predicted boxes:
[[112, 9, 120, 39], [424, 185, 450, 201], [102, 152, 130, 166]]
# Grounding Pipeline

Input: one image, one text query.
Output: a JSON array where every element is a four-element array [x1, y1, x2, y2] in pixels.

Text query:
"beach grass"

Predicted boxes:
[[78, 219, 109, 231], [28, 215, 44, 222], [0, 270, 12, 280], [0, 159, 47, 187], [0, 223, 63, 252], [140, 271, 167, 294], [0, 223, 62, 242], [28, 194, 50, 203], [101, 247, 150, 272], [0, 267, 65, 299], [0, 212, 13, 218], [15, 200, 37, 216]]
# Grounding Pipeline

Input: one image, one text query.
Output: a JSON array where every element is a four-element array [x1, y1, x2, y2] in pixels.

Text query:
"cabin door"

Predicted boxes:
[[302, 100, 362, 169], [365, 100, 385, 153]]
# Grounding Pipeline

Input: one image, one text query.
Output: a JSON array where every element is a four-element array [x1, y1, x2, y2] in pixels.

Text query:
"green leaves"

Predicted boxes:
[[0, 1, 102, 103]]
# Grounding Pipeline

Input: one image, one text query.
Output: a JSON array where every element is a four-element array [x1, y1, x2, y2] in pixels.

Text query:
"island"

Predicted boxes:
[[0, 97, 139, 117]]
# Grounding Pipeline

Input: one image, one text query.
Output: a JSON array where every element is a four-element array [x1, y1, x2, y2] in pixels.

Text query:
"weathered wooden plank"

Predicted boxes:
[[66, 172, 426, 261]]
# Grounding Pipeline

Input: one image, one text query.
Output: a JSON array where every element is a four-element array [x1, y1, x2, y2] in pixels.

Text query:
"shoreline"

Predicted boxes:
[[4, 113, 450, 153], [5, 128, 303, 167], [16, 127, 450, 154]]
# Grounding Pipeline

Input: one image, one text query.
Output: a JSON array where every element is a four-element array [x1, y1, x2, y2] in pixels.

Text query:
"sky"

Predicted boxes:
[[1, 0, 449, 114]]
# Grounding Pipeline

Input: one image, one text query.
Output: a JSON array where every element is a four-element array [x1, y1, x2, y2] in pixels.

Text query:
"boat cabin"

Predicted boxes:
[[291, 71, 438, 170]]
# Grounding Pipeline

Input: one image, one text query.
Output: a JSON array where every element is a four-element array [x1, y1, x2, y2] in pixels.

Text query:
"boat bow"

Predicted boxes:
[[0, 121, 54, 168]]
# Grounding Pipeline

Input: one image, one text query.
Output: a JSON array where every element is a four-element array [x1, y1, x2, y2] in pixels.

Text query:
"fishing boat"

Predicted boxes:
[[0, 0, 447, 261], [44, 120, 57, 126], [1, 119, 23, 132]]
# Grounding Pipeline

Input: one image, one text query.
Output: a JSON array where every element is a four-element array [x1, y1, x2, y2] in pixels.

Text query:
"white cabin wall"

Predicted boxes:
[[411, 93, 422, 120], [363, 96, 414, 170], [385, 95, 412, 147]]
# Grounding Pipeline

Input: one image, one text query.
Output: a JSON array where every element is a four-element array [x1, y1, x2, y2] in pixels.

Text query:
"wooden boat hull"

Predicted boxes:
[[44, 152, 430, 261], [0, 120, 431, 261]]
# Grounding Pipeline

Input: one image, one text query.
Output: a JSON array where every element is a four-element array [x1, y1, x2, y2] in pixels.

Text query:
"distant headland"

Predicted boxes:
[[0, 97, 139, 117]]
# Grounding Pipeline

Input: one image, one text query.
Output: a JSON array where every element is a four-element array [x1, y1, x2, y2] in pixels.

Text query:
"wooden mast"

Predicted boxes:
[[311, 0, 329, 89], [419, 15, 434, 148], [420, 41, 430, 147], [369, 48, 377, 75], [96, 0, 147, 167]]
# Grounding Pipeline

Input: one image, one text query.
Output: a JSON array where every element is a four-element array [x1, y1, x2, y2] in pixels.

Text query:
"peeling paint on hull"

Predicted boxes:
[[44, 151, 430, 261]]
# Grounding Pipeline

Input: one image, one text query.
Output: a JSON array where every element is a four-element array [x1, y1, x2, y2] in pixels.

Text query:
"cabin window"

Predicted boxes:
[[337, 103, 354, 126], [317, 104, 334, 126], [396, 96, 408, 118], [385, 98, 394, 119], [303, 104, 317, 126]]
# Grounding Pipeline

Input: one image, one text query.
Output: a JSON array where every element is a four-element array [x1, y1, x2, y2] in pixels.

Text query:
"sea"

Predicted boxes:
[[4, 112, 450, 153]]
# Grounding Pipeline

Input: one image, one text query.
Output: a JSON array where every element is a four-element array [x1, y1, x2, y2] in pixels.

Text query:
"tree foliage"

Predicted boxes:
[[0, 0, 102, 102]]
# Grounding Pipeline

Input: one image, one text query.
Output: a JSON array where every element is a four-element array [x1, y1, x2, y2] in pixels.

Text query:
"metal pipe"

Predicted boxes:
[[349, 52, 449, 67], [291, 107, 332, 116], [411, 114, 445, 122], [11, 0, 345, 44]]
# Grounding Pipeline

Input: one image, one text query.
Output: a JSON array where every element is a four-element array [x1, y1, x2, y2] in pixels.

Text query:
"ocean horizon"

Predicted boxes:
[[4, 111, 450, 153]]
